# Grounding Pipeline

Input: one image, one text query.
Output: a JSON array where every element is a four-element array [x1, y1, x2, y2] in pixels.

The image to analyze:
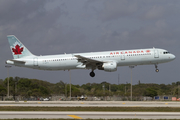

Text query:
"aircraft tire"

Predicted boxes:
[[90, 71, 95, 77], [155, 69, 159, 72]]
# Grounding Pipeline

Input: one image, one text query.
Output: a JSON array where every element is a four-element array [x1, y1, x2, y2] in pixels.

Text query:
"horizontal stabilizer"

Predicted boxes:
[[8, 59, 26, 63]]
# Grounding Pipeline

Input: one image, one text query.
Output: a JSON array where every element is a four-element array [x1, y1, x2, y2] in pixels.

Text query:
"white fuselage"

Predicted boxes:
[[7, 48, 175, 71]]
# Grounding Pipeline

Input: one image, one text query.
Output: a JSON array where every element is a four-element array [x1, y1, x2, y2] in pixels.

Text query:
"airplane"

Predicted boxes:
[[6, 35, 175, 77]]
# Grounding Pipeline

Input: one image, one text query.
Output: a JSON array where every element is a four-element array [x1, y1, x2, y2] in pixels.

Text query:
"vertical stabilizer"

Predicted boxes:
[[7, 35, 34, 59]]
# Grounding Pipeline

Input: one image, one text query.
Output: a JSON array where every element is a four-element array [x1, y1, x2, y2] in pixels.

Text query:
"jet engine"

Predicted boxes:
[[98, 61, 117, 72]]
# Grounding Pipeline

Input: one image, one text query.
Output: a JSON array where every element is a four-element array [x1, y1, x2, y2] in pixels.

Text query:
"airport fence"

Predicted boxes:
[[0, 95, 177, 101]]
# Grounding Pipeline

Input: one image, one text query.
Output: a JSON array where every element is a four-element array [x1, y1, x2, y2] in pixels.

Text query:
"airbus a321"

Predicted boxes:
[[6, 35, 175, 77]]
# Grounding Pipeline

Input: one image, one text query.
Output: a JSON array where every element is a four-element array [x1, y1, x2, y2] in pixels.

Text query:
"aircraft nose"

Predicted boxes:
[[171, 54, 176, 60]]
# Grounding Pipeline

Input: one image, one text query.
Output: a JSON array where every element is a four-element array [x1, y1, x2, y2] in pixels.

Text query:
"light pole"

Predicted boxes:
[[5, 65, 11, 98], [69, 70, 71, 101], [178, 82, 179, 99], [118, 74, 119, 85], [129, 66, 134, 101], [102, 84, 105, 94], [125, 86, 126, 94], [65, 83, 67, 100]]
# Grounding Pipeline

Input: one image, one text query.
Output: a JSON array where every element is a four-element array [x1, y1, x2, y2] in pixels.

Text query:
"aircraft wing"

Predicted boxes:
[[74, 55, 106, 67]]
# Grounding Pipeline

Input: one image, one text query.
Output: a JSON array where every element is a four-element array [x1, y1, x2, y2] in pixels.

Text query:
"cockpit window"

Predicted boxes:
[[163, 51, 170, 54]]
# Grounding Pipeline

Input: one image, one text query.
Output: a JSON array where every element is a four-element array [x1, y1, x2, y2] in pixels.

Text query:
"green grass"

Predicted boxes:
[[0, 106, 180, 112]]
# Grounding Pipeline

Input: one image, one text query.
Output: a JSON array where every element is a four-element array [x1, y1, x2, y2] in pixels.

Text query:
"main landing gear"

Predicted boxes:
[[90, 71, 95, 77], [155, 64, 159, 72]]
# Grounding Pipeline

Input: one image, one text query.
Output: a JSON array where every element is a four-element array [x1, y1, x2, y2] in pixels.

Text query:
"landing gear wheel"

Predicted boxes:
[[154, 64, 159, 73], [90, 71, 95, 77], [155, 69, 159, 72]]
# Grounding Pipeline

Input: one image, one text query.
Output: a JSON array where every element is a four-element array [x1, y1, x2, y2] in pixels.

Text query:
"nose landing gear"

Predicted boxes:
[[90, 71, 95, 77], [155, 69, 159, 72], [155, 64, 159, 72]]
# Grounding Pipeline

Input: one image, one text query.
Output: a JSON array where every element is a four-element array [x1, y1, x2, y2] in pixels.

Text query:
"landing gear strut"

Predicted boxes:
[[90, 71, 95, 77], [155, 64, 159, 72]]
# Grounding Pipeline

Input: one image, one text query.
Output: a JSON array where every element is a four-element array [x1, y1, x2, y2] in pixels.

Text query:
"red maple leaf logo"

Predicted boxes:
[[12, 44, 24, 55]]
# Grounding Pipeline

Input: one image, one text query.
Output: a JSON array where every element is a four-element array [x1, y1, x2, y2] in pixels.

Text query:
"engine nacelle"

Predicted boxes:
[[98, 61, 117, 72]]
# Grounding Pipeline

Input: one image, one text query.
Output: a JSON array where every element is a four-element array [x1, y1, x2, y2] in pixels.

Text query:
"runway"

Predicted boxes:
[[1, 111, 180, 119], [1, 101, 180, 119], [0, 101, 180, 107]]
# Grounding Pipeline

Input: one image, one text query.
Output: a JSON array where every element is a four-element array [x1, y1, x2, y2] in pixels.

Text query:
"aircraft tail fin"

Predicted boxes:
[[7, 35, 35, 59]]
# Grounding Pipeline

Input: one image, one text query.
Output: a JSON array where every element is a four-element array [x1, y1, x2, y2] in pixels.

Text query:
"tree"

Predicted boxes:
[[143, 88, 157, 98], [55, 80, 66, 95], [31, 89, 40, 98], [66, 84, 81, 97], [138, 80, 141, 85], [94, 90, 104, 97], [39, 86, 49, 96], [0, 79, 4, 85], [87, 88, 95, 96], [0, 85, 6, 101], [0, 90, 6, 101], [81, 83, 92, 91]]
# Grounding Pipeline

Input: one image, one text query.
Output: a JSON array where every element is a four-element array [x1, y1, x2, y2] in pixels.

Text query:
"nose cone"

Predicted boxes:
[[171, 54, 176, 60]]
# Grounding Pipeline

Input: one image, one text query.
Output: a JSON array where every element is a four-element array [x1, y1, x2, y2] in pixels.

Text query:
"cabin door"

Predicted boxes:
[[154, 50, 159, 58], [121, 54, 125, 60], [33, 58, 38, 66]]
